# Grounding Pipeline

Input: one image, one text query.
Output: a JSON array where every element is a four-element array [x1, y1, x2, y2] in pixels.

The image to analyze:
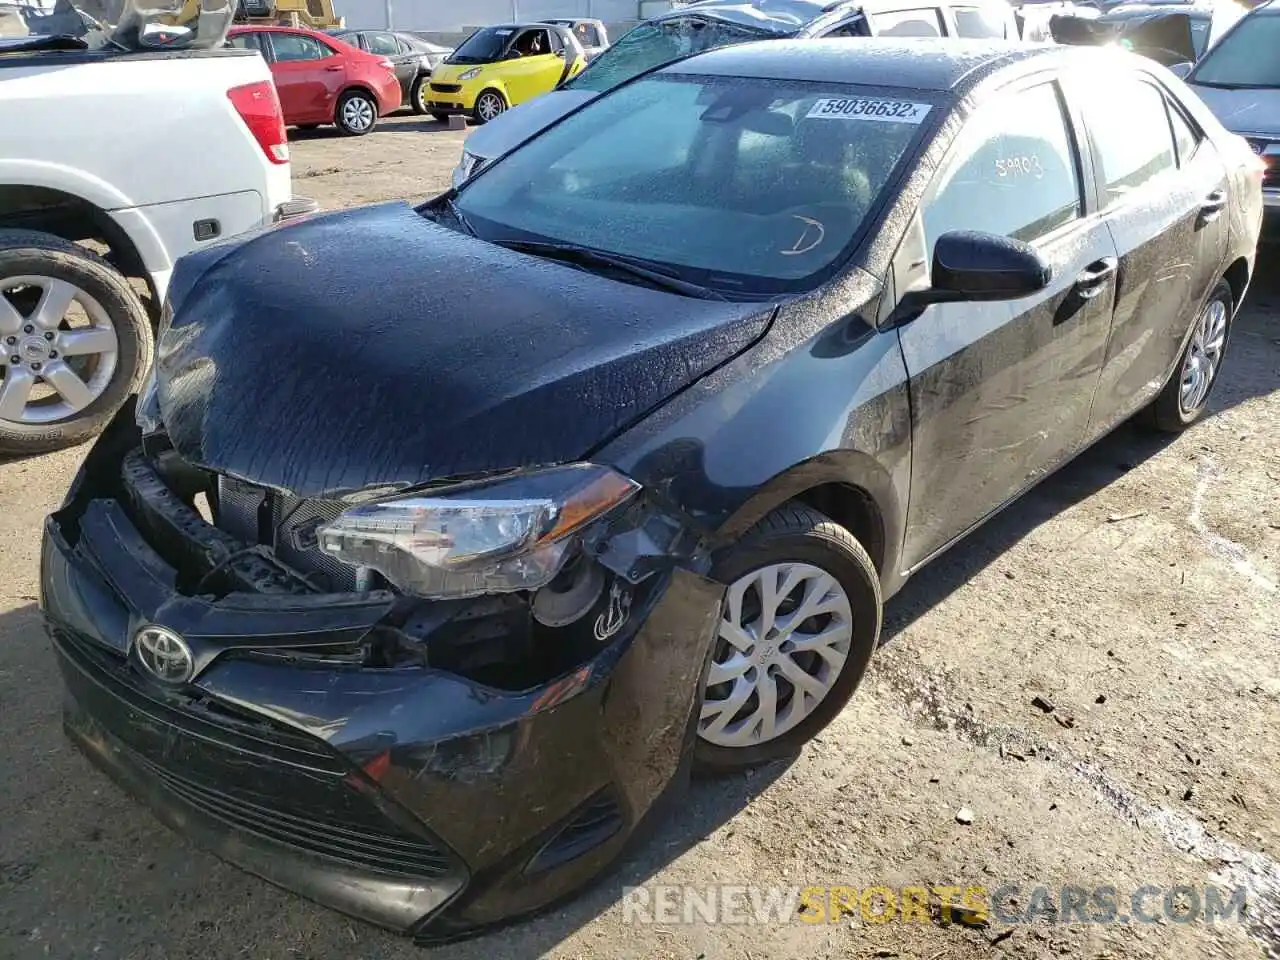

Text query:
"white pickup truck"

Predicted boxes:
[[0, 0, 315, 457]]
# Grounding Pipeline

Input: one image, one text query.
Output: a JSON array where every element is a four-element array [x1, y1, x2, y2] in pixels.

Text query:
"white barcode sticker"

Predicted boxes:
[[806, 97, 931, 124]]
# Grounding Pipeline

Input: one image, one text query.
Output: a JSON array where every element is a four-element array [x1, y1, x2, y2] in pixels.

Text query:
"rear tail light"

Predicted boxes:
[[227, 80, 289, 165]]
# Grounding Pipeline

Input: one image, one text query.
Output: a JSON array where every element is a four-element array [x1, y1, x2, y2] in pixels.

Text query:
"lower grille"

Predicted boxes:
[[430, 83, 461, 93], [141, 757, 454, 878]]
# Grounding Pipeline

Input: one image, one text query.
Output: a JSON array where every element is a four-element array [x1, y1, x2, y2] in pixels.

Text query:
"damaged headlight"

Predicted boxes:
[[316, 464, 640, 600]]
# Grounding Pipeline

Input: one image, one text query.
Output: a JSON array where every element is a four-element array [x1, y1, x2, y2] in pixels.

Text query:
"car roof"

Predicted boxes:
[[664, 37, 1066, 91]]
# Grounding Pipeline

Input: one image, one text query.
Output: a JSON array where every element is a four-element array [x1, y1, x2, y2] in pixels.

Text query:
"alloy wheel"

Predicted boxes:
[[0, 275, 119, 424], [342, 96, 376, 133], [476, 92, 505, 122], [1179, 297, 1228, 415], [699, 562, 854, 748]]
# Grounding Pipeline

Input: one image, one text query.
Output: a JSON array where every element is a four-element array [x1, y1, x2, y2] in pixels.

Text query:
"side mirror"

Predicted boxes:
[[1168, 60, 1193, 79], [903, 230, 1052, 311]]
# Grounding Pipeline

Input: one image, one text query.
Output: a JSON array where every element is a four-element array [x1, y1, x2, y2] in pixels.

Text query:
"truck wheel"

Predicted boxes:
[[335, 90, 378, 136], [0, 230, 153, 458]]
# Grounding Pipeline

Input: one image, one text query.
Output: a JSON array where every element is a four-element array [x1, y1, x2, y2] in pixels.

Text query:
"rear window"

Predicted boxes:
[[952, 5, 1010, 38]]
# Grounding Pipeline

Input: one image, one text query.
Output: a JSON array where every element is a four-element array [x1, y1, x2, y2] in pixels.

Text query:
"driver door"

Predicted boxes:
[[895, 78, 1119, 567], [501, 27, 564, 105]]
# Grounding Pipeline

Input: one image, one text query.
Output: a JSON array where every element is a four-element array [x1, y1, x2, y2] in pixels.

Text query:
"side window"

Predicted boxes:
[[366, 32, 399, 56], [824, 18, 869, 37], [270, 33, 328, 62], [871, 8, 945, 36], [396, 37, 414, 54], [228, 32, 263, 52], [547, 28, 565, 53], [1084, 76, 1177, 205], [951, 5, 1009, 38], [514, 28, 551, 57], [1168, 102, 1201, 167], [923, 82, 1081, 252]]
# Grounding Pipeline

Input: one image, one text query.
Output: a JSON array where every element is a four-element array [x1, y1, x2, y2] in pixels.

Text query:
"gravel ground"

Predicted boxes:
[[1, 114, 1277, 960]]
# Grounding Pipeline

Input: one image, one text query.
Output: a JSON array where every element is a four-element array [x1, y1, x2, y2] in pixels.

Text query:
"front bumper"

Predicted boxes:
[[425, 80, 481, 115], [41, 413, 722, 941]]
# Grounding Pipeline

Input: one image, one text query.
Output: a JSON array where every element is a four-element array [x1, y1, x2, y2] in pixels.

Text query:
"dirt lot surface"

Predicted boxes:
[[2, 114, 1278, 960]]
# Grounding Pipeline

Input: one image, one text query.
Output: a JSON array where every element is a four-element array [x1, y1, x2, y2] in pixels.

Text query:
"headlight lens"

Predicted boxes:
[[458, 67, 482, 81], [317, 464, 640, 599]]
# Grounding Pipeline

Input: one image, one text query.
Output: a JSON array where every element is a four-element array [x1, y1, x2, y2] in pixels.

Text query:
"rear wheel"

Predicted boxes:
[[472, 89, 507, 124], [410, 76, 430, 115], [694, 504, 882, 774], [1146, 280, 1233, 432], [0, 230, 153, 457], [335, 90, 378, 136]]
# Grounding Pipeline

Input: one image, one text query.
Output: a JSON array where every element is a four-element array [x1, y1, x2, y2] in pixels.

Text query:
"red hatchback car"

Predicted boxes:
[[228, 26, 401, 136]]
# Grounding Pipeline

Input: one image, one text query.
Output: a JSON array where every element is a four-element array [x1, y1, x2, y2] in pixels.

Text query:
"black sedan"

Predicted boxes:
[[41, 38, 1263, 941]]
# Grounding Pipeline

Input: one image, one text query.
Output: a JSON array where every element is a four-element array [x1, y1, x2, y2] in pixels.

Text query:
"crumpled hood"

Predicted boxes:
[[156, 203, 773, 498]]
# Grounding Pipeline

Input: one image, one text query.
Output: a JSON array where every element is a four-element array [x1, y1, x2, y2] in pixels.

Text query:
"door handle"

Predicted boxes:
[[325, 64, 344, 71], [1073, 257, 1118, 300], [1199, 189, 1227, 225]]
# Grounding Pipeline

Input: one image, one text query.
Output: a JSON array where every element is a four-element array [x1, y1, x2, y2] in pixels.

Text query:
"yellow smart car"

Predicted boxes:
[[427, 22, 587, 124]]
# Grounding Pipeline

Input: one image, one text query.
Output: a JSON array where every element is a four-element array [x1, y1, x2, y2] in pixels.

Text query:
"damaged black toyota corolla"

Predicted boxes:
[[41, 39, 1261, 941]]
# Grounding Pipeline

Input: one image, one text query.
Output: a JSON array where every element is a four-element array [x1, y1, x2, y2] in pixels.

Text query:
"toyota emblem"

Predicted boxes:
[[133, 625, 194, 684]]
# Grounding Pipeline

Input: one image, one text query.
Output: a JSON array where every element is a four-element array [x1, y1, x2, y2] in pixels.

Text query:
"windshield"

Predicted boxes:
[[448, 25, 514, 63], [0, 0, 234, 50], [564, 17, 773, 94], [454, 74, 929, 297], [1191, 12, 1280, 86]]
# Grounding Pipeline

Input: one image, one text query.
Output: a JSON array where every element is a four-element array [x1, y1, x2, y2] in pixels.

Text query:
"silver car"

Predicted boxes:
[[1183, 1, 1280, 223]]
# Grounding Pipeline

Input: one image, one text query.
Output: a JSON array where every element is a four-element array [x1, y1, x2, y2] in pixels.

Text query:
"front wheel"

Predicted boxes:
[[472, 89, 507, 124], [694, 504, 882, 774], [0, 230, 153, 457], [410, 76, 430, 115], [1146, 279, 1233, 432], [335, 90, 378, 136]]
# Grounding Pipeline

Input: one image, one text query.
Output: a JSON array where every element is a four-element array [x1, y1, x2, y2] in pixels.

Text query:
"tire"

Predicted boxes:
[[693, 504, 882, 774], [0, 230, 153, 457], [410, 76, 430, 115], [335, 89, 378, 136], [472, 89, 507, 125], [1145, 279, 1234, 433]]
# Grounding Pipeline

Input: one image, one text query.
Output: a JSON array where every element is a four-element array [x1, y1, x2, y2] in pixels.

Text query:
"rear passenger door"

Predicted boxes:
[[264, 32, 343, 124], [896, 79, 1119, 566], [1064, 69, 1231, 435]]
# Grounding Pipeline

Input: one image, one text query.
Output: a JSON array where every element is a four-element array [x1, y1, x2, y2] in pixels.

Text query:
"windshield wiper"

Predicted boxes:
[[494, 240, 727, 300]]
